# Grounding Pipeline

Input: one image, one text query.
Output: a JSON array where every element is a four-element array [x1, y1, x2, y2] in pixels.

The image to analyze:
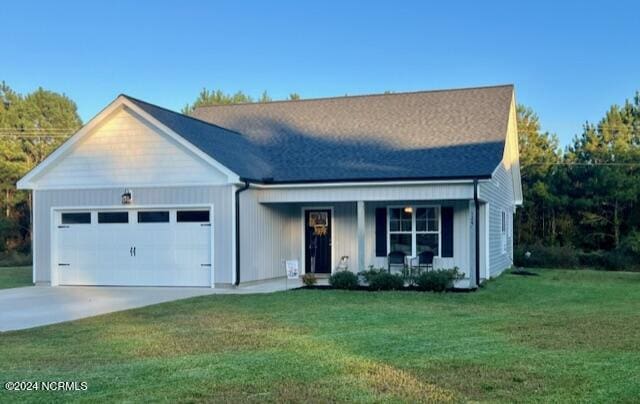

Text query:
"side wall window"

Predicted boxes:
[[501, 210, 507, 254]]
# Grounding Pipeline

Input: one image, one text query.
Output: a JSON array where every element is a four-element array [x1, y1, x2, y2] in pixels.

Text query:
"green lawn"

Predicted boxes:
[[1, 269, 640, 403], [0, 266, 32, 289]]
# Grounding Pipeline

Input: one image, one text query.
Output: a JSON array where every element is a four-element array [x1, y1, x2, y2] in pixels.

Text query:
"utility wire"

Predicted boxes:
[[0, 135, 72, 138], [524, 162, 640, 167]]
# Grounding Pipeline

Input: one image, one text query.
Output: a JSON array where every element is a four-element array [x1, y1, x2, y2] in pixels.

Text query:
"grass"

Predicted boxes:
[[0, 266, 32, 289], [1, 269, 640, 402]]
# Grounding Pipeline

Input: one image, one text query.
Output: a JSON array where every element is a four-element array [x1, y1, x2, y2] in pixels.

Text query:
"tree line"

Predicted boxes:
[[0, 82, 81, 254], [516, 92, 640, 261], [1, 84, 639, 266]]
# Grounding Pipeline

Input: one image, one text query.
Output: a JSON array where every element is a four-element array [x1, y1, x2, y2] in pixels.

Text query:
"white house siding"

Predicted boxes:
[[33, 185, 234, 285], [238, 189, 301, 283], [238, 194, 361, 282], [32, 107, 228, 189], [480, 163, 515, 277]]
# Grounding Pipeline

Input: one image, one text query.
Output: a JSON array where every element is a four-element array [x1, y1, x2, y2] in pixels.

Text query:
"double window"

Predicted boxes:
[[388, 206, 440, 257]]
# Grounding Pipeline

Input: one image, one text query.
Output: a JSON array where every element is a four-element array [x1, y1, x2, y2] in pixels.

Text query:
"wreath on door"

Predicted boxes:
[[308, 211, 328, 236]]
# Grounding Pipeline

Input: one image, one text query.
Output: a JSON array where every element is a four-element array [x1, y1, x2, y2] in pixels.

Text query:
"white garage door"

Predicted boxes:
[[55, 208, 212, 287]]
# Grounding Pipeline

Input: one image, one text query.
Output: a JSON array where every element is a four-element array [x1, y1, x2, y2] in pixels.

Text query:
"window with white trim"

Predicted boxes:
[[501, 209, 507, 254], [388, 206, 440, 257]]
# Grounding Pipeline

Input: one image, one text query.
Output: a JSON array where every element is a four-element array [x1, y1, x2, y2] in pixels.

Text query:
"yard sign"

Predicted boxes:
[[285, 260, 299, 280]]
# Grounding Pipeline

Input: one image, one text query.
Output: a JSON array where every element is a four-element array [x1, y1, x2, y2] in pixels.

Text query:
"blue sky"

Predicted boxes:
[[1, 0, 638, 146]]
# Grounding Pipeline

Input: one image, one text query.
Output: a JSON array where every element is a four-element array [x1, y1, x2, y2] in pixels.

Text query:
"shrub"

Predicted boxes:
[[301, 273, 317, 287], [514, 245, 579, 268], [368, 272, 405, 291], [0, 251, 32, 267], [603, 249, 640, 272], [577, 250, 609, 269], [329, 271, 359, 290], [414, 268, 462, 292], [358, 267, 385, 284], [621, 231, 640, 256], [516, 244, 640, 272]]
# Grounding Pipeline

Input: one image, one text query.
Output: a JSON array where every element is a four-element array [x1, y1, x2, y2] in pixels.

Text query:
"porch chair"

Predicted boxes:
[[415, 250, 434, 275], [387, 251, 407, 273]]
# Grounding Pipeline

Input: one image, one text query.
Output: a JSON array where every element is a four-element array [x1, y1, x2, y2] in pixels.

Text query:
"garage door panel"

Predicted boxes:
[[55, 208, 212, 287]]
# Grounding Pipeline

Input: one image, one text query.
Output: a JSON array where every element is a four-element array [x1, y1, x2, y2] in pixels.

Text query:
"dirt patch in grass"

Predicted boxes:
[[408, 359, 572, 401]]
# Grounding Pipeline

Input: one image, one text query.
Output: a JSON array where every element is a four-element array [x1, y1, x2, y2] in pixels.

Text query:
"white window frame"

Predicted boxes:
[[387, 205, 441, 257]]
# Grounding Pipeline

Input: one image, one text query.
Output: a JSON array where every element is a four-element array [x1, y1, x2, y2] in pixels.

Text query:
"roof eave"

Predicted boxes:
[[243, 174, 492, 186]]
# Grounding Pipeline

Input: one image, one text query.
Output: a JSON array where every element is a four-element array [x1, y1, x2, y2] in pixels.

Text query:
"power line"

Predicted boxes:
[[0, 128, 78, 130], [0, 134, 72, 138], [524, 162, 640, 167]]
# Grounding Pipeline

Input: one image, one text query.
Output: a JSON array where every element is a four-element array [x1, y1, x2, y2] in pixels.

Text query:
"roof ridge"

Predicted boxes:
[[120, 93, 248, 139], [193, 84, 514, 110]]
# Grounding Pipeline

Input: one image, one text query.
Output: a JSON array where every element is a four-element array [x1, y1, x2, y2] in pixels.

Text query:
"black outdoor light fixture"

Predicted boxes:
[[121, 189, 132, 205]]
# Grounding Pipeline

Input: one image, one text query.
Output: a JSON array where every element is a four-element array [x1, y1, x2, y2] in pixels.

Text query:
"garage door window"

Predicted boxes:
[[138, 211, 169, 223], [61, 212, 91, 224], [98, 211, 129, 224], [177, 210, 210, 223]]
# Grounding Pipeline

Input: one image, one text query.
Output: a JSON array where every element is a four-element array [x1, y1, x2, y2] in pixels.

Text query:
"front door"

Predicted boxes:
[[305, 209, 332, 274]]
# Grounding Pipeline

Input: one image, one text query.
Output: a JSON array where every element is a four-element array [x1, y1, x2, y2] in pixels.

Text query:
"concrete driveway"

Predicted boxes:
[[0, 286, 220, 332]]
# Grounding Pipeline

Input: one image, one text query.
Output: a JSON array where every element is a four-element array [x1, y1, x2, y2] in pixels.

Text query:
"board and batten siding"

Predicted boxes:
[[238, 189, 301, 283], [32, 107, 228, 189], [238, 192, 360, 281], [33, 185, 234, 285]]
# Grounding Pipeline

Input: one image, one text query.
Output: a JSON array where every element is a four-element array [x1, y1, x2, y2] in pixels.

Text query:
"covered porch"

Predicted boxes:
[[240, 181, 490, 288]]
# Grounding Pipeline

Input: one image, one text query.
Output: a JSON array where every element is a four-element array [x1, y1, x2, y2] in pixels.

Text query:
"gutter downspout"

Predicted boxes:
[[235, 180, 250, 286], [473, 178, 480, 288]]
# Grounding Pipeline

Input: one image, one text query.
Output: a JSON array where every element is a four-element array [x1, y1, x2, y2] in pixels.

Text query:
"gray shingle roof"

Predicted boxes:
[[129, 85, 513, 183]]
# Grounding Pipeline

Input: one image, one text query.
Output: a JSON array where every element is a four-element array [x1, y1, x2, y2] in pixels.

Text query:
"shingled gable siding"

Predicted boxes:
[[33, 185, 234, 285]]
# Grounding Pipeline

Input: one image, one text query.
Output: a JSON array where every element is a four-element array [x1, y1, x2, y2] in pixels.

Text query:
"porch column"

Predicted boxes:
[[357, 200, 365, 272]]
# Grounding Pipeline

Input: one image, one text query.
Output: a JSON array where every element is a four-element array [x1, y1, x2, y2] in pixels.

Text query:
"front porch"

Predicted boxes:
[[239, 182, 489, 288]]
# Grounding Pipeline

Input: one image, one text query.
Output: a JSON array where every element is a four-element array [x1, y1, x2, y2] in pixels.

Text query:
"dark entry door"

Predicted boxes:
[[305, 209, 332, 274]]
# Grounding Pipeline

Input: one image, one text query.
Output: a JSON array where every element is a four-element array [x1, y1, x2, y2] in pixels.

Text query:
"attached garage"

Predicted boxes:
[[54, 207, 213, 287], [18, 95, 244, 288]]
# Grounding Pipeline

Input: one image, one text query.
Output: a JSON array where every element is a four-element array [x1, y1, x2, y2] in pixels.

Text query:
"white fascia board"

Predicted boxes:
[[252, 178, 488, 189], [17, 95, 241, 190], [26, 182, 233, 191]]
